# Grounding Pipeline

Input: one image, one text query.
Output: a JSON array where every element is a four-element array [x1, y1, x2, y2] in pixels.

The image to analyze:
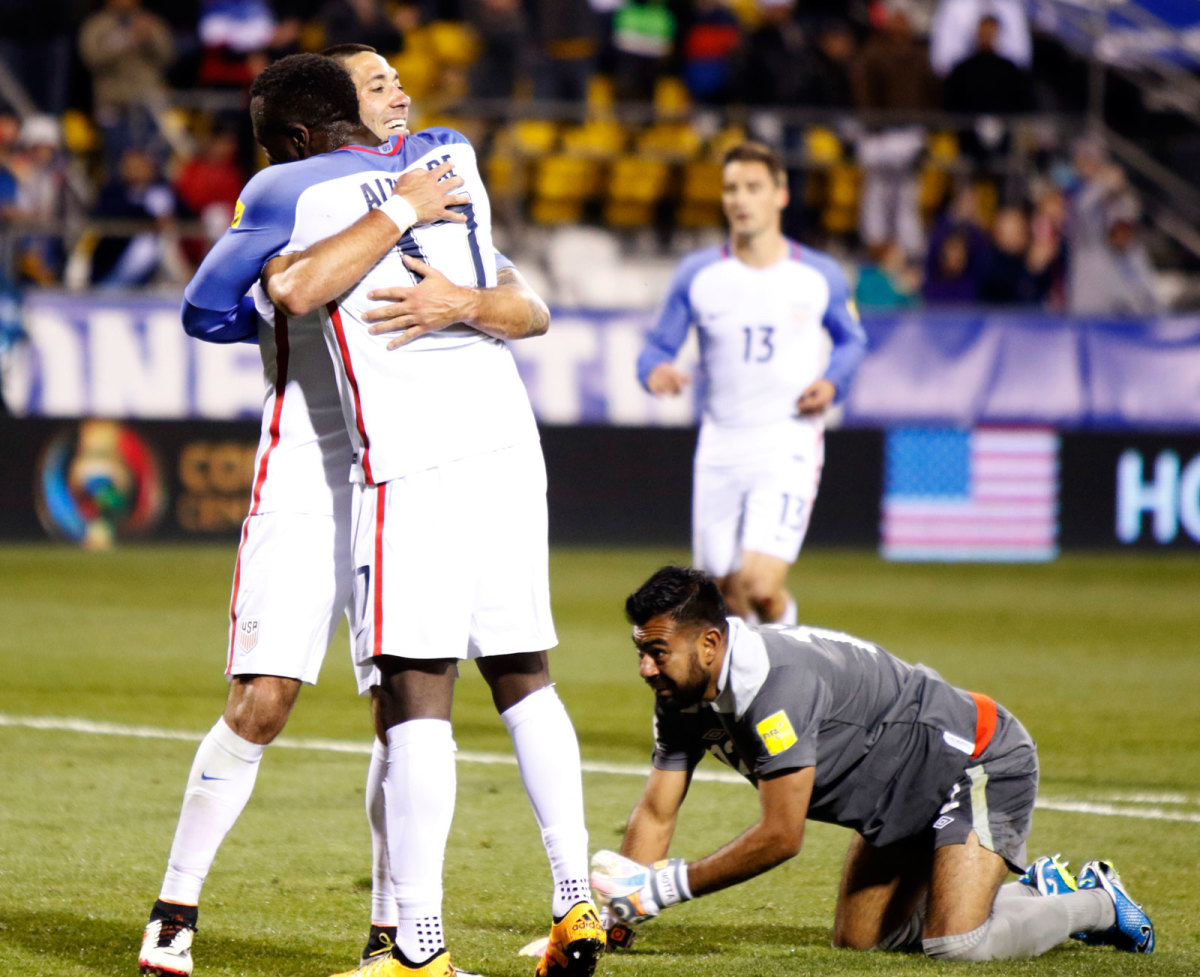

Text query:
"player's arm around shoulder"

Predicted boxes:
[[264, 160, 468, 318], [363, 258, 549, 349]]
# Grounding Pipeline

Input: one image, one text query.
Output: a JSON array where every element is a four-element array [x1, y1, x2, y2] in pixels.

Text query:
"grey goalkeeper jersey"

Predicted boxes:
[[652, 618, 1002, 847]]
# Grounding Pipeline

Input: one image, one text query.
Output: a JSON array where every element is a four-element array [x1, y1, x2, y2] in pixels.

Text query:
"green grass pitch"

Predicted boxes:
[[0, 544, 1197, 976]]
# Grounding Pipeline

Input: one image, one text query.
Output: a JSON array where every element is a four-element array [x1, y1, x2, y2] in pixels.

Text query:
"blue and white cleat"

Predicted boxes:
[[1018, 854, 1077, 896], [1076, 859, 1155, 953]]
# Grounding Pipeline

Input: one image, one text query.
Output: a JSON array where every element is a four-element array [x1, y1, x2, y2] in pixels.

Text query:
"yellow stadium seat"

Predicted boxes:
[[636, 123, 702, 163], [425, 20, 481, 67], [390, 49, 439, 99], [560, 118, 627, 160], [531, 154, 601, 224], [919, 164, 951, 214], [927, 130, 960, 163], [61, 109, 99, 154], [653, 76, 690, 120], [805, 126, 843, 166], [709, 125, 747, 160], [512, 119, 560, 157], [586, 74, 616, 113]]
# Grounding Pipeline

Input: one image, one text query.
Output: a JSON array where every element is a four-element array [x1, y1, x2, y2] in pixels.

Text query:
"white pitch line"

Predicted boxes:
[[4, 713, 1199, 824]]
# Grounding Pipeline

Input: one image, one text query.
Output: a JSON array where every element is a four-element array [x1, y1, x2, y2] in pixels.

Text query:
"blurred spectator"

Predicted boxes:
[[89, 146, 181, 287], [0, 0, 76, 114], [737, 0, 805, 106], [678, 0, 742, 105], [78, 0, 176, 162], [852, 7, 940, 255], [923, 227, 984, 304], [196, 0, 296, 89], [173, 121, 245, 263], [1029, 181, 1067, 309], [611, 0, 677, 102], [529, 0, 600, 102], [977, 205, 1052, 305], [855, 239, 921, 311], [466, 0, 526, 99], [1069, 200, 1160, 316], [0, 106, 18, 219], [803, 18, 855, 108], [318, 0, 404, 55], [8, 115, 84, 285], [943, 14, 1035, 170], [929, 0, 1031, 77]]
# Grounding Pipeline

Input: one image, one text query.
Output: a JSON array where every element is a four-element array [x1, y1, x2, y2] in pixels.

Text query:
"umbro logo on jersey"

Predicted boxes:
[[932, 815, 954, 830], [701, 729, 726, 741]]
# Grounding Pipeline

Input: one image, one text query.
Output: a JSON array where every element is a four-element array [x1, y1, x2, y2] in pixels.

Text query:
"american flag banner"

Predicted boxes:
[[880, 427, 1060, 562]]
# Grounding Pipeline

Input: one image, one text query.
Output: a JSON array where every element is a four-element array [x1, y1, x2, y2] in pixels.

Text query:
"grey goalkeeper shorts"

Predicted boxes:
[[929, 705, 1039, 873]]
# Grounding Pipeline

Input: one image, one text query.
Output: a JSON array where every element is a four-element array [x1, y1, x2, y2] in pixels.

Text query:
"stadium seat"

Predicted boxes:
[[531, 154, 601, 224], [822, 162, 861, 235], [636, 123, 702, 163], [604, 156, 671, 227], [560, 118, 627, 160], [512, 119, 560, 157], [424, 20, 481, 68], [390, 48, 439, 99], [805, 126, 843, 167], [677, 159, 725, 228]]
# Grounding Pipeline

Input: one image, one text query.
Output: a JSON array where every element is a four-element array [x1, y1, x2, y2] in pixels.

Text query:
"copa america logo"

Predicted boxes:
[[34, 420, 167, 549]]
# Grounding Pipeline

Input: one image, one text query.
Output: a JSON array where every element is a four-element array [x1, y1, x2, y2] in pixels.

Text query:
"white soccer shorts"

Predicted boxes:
[[349, 440, 557, 682], [692, 430, 825, 578], [225, 508, 355, 685]]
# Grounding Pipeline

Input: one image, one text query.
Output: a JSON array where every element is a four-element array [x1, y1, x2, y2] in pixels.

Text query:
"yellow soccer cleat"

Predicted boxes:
[[330, 948, 457, 977], [535, 902, 604, 977]]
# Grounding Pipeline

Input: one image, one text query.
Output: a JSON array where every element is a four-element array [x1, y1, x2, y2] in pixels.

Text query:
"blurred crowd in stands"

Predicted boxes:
[[0, 0, 1167, 315]]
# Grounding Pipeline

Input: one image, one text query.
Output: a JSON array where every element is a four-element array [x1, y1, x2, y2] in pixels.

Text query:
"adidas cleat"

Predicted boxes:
[[360, 925, 398, 969], [139, 914, 196, 976], [1076, 859, 1154, 953], [1018, 853, 1077, 896], [535, 901, 604, 977], [332, 947, 457, 977]]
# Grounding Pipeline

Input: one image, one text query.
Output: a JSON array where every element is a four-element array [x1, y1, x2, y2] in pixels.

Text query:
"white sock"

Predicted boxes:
[[501, 686, 590, 918], [159, 718, 265, 905], [366, 737, 398, 927], [385, 719, 456, 963]]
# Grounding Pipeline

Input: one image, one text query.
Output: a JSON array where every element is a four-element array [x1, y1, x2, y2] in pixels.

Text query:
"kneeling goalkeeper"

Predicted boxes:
[[590, 566, 1154, 961]]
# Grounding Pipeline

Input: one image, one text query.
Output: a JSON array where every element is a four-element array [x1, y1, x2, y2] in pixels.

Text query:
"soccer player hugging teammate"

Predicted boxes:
[[141, 51, 601, 977]]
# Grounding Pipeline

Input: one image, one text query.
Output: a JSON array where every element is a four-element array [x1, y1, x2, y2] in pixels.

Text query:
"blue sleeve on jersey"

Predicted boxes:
[[182, 294, 259, 344], [637, 248, 718, 389], [181, 165, 300, 342], [494, 250, 513, 271], [811, 252, 868, 400]]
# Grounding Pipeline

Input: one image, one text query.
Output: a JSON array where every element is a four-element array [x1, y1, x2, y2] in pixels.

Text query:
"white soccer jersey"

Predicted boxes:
[[279, 131, 537, 483], [638, 240, 867, 467]]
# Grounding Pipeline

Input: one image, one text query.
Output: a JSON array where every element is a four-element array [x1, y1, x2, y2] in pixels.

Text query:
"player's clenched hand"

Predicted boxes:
[[394, 159, 469, 225], [796, 378, 835, 415], [365, 255, 473, 349], [590, 849, 691, 926], [647, 363, 690, 396]]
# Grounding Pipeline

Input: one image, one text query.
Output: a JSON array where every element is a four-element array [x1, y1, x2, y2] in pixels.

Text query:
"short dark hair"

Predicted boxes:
[[723, 140, 786, 186], [625, 566, 728, 632], [322, 42, 378, 62], [249, 53, 359, 136]]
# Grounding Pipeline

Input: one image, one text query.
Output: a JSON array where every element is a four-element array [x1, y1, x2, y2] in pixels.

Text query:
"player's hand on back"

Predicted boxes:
[[647, 363, 690, 396], [365, 255, 472, 349], [796, 378, 835, 415], [394, 159, 469, 225]]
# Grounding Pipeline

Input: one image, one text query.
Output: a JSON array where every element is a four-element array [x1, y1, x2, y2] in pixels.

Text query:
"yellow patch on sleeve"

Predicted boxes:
[[755, 710, 797, 756], [231, 199, 244, 229]]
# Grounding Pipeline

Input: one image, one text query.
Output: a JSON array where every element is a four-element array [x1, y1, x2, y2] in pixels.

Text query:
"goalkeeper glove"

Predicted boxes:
[[598, 906, 638, 950], [590, 849, 692, 925]]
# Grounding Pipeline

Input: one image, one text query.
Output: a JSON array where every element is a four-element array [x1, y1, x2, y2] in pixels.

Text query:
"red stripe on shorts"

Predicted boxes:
[[327, 301, 376, 484], [226, 310, 289, 672], [372, 482, 386, 657]]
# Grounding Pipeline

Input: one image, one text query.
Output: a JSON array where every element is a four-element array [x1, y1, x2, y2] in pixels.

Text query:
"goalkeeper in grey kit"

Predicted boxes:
[[590, 566, 1155, 960]]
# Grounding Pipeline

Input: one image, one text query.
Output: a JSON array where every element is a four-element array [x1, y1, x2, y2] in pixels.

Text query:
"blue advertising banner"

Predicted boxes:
[[3, 293, 1199, 431]]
